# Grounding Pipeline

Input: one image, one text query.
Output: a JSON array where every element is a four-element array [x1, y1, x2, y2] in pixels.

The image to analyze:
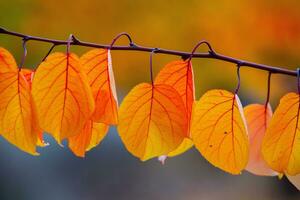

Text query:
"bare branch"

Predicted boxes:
[[0, 27, 296, 77]]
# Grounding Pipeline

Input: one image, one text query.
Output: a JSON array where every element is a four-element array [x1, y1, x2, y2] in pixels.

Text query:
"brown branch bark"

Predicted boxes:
[[0, 27, 296, 77]]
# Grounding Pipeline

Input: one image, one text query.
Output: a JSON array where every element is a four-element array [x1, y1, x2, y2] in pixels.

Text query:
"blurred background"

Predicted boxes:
[[0, 0, 300, 199]]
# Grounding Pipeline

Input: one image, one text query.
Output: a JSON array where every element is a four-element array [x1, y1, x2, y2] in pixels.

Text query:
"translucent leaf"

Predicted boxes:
[[80, 49, 118, 124], [0, 71, 39, 155], [155, 60, 195, 159], [0, 47, 18, 73], [32, 52, 95, 143], [191, 89, 249, 174], [244, 104, 277, 176], [262, 93, 300, 175], [118, 83, 187, 161], [69, 120, 108, 157]]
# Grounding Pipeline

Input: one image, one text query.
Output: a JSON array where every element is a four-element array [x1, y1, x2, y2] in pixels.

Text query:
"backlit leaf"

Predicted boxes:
[[155, 60, 195, 160], [262, 92, 300, 175], [0, 70, 39, 155], [0, 47, 18, 73], [244, 104, 277, 176], [118, 83, 187, 161], [21, 69, 34, 88], [69, 120, 108, 157], [21, 68, 47, 147], [32, 52, 95, 143], [155, 59, 194, 133], [191, 89, 249, 174], [80, 49, 118, 124]]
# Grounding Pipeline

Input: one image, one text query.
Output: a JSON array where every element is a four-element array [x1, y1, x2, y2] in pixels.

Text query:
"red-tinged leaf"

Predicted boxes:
[[21, 68, 47, 147], [191, 89, 249, 174], [262, 93, 300, 175], [21, 69, 34, 88], [155, 60, 195, 160], [118, 83, 188, 161], [155, 59, 195, 133], [244, 104, 277, 176], [0, 47, 18, 73], [81, 49, 118, 124], [69, 120, 108, 157], [0, 71, 39, 155], [32, 52, 95, 143]]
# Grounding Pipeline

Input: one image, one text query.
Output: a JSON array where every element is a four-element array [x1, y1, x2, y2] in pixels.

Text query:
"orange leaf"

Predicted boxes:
[[32, 52, 95, 143], [69, 120, 108, 157], [118, 83, 187, 161], [0, 47, 18, 73], [21, 69, 34, 88], [287, 175, 300, 190], [155, 60, 195, 159], [167, 138, 193, 157], [155, 60, 194, 132], [0, 70, 39, 155], [262, 93, 300, 175], [80, 49, 118, 124], [244, 104, 277, 176], [191, 89, 249, 174], [21, 68, 47, 147]]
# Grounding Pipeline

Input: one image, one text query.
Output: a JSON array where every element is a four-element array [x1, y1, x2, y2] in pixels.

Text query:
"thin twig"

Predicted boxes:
[[0, 27, 297, 77]]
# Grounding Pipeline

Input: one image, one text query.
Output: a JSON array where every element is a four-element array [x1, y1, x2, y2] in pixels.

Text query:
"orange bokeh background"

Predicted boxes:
[[0, 1, 300, 199]]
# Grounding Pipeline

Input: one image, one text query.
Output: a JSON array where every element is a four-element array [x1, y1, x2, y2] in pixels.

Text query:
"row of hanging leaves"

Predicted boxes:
[[0, 44, 299, 190]]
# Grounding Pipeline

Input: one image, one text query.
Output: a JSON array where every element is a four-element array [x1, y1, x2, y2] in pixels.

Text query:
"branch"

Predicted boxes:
[[0, 27, 297, 77]]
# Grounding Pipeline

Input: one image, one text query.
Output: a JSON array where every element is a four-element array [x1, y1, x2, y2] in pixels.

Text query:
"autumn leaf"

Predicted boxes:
[[191, 89, 249, 174], [118, 83, 187, 161], [21, 69, 34, 88], [0, 70, 40, 155], [287, 175, 300, 190], [262, 92, 300, 175], [80, 49, 118, 125], [21, 68, 47, 147], [155, 59, 195, 160], [244, 104, 277, 176], [155, 59, 194, 133], [32, 52, 95, 143], [0, 47, 18, 73], [69, 120, 108, 157]]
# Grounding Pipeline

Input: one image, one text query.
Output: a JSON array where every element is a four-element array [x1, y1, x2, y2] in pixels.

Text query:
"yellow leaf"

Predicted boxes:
[[167, 138, 193, 157], [244, 104, 277, 176], [69, 120, 108, 157], [191, 89, 249, 174], [0, 47, 18, 73], [118, 83, 187, 161], [32, 52, 95, 143], [81, 49, 118, 124], [262, 92, 300, 175], [0, 71, 39, 155]]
